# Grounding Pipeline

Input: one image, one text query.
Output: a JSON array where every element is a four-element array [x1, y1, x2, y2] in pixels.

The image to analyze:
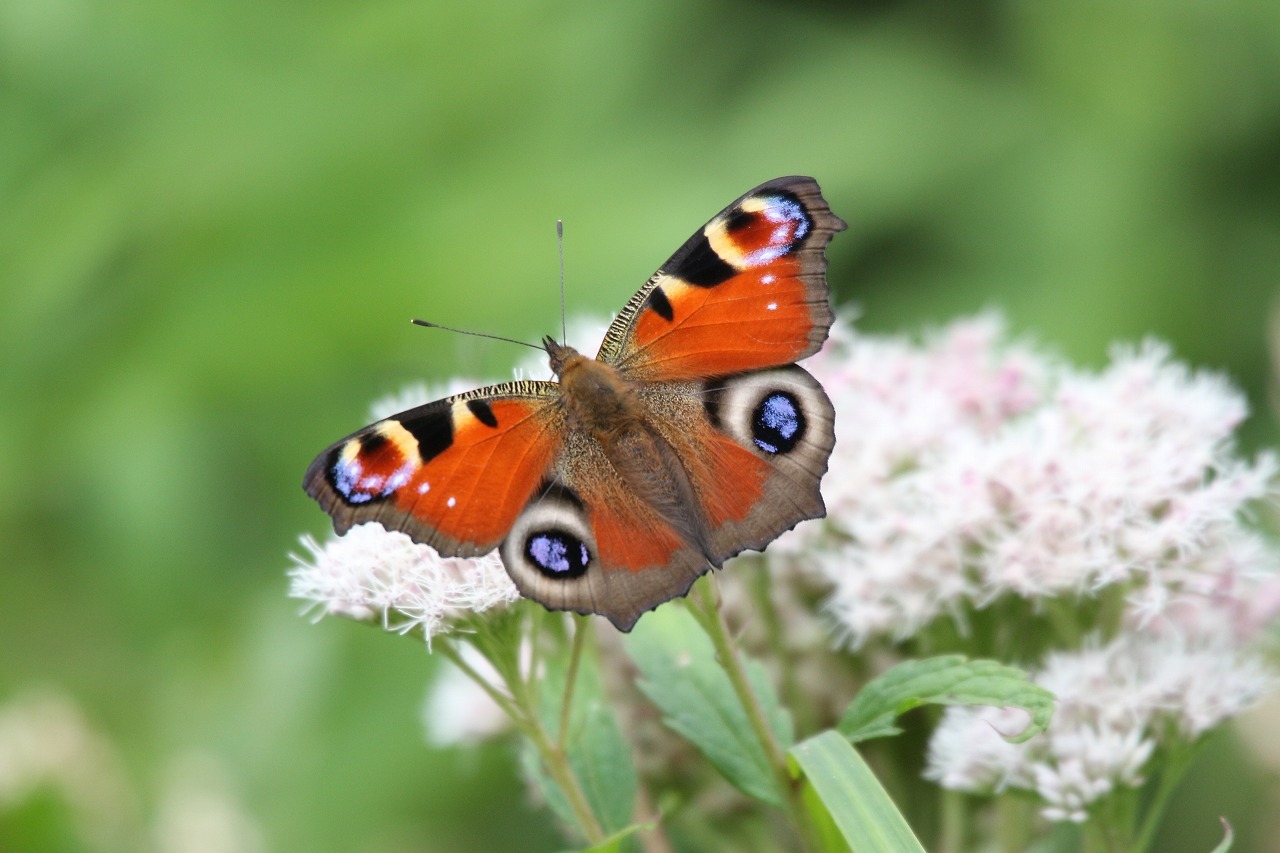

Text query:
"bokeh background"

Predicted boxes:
[[4, 1, 1280, 850]]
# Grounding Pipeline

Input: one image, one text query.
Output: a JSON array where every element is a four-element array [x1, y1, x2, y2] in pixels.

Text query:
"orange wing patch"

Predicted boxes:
[[590, 500, 686, 573], [685, 432, 768, 529], [398, 398, 560, 549], [627, 261, 816, 379], [304, 382, 562, 557]]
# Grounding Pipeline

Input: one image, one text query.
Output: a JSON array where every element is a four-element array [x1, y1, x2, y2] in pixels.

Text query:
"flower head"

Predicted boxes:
[[925, 630, 1273, 821], [289, 522, 520, 645], [776, 314, 1280, 649], [773, 313, 1280, 824]]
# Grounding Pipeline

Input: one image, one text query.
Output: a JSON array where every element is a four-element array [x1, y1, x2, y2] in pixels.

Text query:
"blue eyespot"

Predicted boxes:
[[753, 392, 804, 455], [526, 530, 591, 579]]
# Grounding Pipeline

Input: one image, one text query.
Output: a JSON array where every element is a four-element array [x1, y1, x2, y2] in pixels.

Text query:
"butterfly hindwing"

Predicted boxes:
[[303, 381, 563, 557], [597, 176, 846, 381], [640, 366, 836, 561], [498, 432, 710, 631]]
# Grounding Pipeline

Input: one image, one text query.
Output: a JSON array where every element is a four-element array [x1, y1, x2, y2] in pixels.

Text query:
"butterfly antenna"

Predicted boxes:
[[410, 319, 542, 351], [557, 219, 567, 345]]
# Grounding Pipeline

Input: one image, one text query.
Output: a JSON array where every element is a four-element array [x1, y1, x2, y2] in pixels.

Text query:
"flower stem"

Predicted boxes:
[[527, 714, 608, 844], [439, 637, 606, 844], [938, 789, 966, 853], [686, 575, 819, 851], [558, 615, 589, 749], [437, 640, 526, 727], [1130, 740, 1198, 853], [995, 794, 1033, 853]]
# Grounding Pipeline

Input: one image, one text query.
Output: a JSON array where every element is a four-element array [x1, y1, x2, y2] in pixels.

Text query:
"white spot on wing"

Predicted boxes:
[[447, 496, 457, 508]]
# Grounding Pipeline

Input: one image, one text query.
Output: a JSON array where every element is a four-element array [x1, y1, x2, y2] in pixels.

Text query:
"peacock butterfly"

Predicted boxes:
[[304, 176, 846, 630]]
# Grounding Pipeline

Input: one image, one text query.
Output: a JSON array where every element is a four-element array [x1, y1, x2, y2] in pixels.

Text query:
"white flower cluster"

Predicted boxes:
[[925, 632, 1273, 821], [778, 313, 1280, 821], [780, 314, 1279, 648], [289, 522, 520, 644]]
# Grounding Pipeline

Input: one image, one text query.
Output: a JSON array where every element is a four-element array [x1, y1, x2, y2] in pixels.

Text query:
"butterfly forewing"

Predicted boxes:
[[597, 176, 846, 382], [304, 381, 563, 557]]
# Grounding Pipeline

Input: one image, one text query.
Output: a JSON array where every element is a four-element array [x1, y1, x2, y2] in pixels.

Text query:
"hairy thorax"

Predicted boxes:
[[554, 346, 643, 439], [547, 340, 712, 555]]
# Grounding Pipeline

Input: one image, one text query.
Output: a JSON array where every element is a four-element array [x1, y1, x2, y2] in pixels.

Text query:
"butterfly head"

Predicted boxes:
[[542, 335, 584, 378]]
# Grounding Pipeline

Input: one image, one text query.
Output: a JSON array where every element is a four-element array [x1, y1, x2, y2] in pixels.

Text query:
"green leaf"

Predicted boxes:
[[522, 745, 579, 832], [839, 655, 1053, 744], [789, 730, 926, 853], [623, 605, 794, 807], [569, 702, 637, 833]]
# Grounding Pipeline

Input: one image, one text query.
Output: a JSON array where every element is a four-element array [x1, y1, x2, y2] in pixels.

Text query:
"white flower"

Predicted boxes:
[[289, 522, 520, 645], [923, 704, 1031, 794], [778, 314, 1280, 649], [925, 631, 1273, 822], [798, 314, 1280, 820]]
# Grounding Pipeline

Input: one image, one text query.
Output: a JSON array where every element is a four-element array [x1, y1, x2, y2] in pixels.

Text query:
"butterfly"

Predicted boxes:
[[304, 176, 846, 631]]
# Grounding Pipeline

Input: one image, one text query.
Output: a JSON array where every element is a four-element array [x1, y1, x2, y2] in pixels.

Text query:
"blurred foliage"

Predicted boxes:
[[2, 0, 1278, 849]]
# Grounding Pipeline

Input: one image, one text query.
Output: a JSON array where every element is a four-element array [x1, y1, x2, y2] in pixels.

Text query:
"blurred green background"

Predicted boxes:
[[3, 0, 1279, 850]]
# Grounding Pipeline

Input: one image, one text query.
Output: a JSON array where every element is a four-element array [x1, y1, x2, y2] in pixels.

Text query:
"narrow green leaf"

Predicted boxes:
[[839, 656, 1053, 744], [789, 730, 926, 853], [623, 605, 794, 807], [1209, 818, 1234, 853]]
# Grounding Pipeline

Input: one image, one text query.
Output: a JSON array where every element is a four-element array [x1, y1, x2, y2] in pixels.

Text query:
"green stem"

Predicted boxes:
[[558, 615, 589, 749], [1130, 741, 1197, 853], [686, 575, 819, 852], [527, 717, 608, 843], [439, 637, 606, 844], [938, 789, 966, 853], [437, 640, 528, 730], [995, 794, 1032, 853], [748, 563, 805, 726], [1082, 821, 1109, 853]]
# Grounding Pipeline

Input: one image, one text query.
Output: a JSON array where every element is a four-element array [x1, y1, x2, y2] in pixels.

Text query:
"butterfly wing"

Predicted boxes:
[[498, 177, 845, 629], [642, 366, 836, 562], [596, 176, 846, 381], [304, 377, 705, 631], [303, 381, 564, 557], [556, 177, 842, 622]]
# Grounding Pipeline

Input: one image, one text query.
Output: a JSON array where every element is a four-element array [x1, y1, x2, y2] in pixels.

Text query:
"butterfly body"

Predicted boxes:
[[555, 339, 718, 562], [305, 177, 845, 630]]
